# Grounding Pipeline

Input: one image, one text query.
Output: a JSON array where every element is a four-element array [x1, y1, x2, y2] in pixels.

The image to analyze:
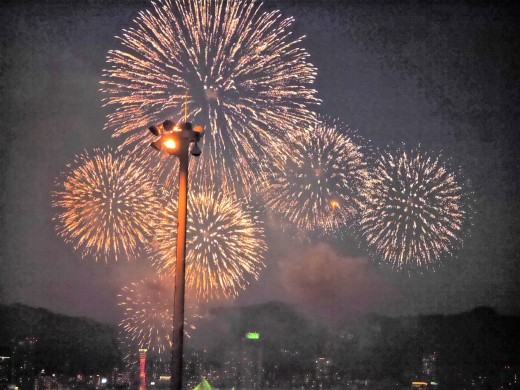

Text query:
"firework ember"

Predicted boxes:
[[359, 147, 470, 270], [118, 275, 198, 356], [151, 187, 266, 300], [101, 0, 319, 195], [52, 148, 161, 262], [263, 117, 369, 233]]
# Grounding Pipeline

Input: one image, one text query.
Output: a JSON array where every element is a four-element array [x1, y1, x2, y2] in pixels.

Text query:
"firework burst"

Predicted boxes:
[[118, 275, 198, 357], [263, 118, 369, 233], [151, 187, 266, 301], [52, 148, 161, 262], [359, 147, 470, 270], [100, 0, 319, 195]]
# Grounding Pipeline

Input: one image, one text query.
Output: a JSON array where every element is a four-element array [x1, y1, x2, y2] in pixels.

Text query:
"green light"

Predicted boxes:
[[431, 382, 438, 386], [246, 332, 260, 340]]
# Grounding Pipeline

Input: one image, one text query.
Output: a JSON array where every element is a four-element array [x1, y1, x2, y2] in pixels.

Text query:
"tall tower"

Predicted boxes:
[[421, 352, 437, 382], [239, 332, 263, 390], [314, 357, 332, 388], [138, 349, 147, 389], [11, 336, 38, 390], [0, 354, 10, 385]]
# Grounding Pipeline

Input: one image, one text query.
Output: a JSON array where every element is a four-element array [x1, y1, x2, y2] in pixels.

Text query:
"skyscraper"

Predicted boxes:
[[314, 357, 332, 388], [138, 349, 147, 390], [0, 354, 10, 386], [11, 336, 38, 390], [34, 371, 62, 390], [421, 352, 437, 382], [239, 332, 263, 390]]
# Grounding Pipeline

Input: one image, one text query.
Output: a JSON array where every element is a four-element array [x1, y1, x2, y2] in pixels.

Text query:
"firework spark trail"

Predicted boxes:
[[151, 187, 266, 301], [359, 147, 470, 270], [52, 148, 161, 262], [263, 117, 369, 233], [118, 275, 198, 357], [101, 0, 319, 195]]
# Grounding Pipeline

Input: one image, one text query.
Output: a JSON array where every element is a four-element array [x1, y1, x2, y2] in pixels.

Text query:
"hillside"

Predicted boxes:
[[0, 303, 121, 375]]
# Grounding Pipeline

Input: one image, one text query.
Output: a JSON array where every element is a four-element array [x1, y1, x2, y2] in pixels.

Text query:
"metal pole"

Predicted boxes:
[[171, 141, 189, 390]]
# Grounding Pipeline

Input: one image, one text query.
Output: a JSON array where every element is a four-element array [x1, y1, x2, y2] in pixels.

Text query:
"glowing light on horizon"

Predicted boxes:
[[359, 146, 470, 270], [52, 148, 161, 262], [100, 0, 320, 196]]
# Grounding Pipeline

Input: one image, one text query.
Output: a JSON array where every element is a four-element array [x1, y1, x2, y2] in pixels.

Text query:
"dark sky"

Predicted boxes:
[[0, 0, 519, 326]]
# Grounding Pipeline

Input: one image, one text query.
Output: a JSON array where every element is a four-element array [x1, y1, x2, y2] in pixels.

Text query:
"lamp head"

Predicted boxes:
[[179, 122, 193, 131], [190, 142, 201, 156], [162, 119, 175, 132], [149, 119, 203, 157], [149, 125, 160, 137], [193, 125, 205, 137]]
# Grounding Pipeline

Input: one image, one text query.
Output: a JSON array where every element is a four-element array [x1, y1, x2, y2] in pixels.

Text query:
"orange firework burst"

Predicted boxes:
[[359, 146, 471, 270], [52, 148, 161, 262], [263, 117, 369, 233], [150, 187, 266, 301], [100, 0, 319, 195]]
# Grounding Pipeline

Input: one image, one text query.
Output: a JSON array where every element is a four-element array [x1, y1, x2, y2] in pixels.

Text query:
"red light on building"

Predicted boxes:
[[139, 349, 147, 385]]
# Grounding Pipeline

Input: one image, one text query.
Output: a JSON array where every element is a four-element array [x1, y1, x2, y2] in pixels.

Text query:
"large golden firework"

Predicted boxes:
[[52, 148, 161, 262], [118, 275, 198, 357], [151, 188, 266, 301], [359, 147, 470, 270], [100, 0, 319, 195], [263, 118, 369, 233]]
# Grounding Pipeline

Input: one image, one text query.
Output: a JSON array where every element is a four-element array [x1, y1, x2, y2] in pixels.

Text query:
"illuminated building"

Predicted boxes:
[[421, 352, 437, 383], [185, 350, 205, 389], [11, 337, 38, 390], [0, 354, 10, 386], [138, 349, 147, 388], [112, 368, 130, 389], [34, 371, 62, 390], [114, 375, 130, 389], [314, 357, 332, 388], [499, 365, 520, 389], [221, 348, 239, 386], [149, 359, 169, 382], [239, 332, 263, 389]]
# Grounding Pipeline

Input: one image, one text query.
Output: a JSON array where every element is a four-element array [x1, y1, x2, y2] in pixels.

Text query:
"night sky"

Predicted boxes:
[[1, 0, 519, 326]]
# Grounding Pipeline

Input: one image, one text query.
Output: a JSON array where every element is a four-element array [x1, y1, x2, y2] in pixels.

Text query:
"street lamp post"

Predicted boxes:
[[149, 119, 204, 390]]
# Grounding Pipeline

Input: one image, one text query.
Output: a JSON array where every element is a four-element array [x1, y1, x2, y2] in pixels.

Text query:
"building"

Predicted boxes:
[[115, 372, 130, 388], [138, 349, 147, 388], [499, 365, 520, 389], [221, 348, 239, 387], [239, 332, 263, 390], [421, 352, 437, 381], [112, 367, 130, 389], [11, 337, 38, 390], [314, 357, 333, 388], [34, 372, 62, 390], [0, 355, 11, 386], [141, 355, 169, 384], [185, 349, 207, 389]]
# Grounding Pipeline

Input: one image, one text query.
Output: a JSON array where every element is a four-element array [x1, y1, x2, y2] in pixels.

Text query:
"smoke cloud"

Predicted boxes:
[[279, 243, 398, 323]]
